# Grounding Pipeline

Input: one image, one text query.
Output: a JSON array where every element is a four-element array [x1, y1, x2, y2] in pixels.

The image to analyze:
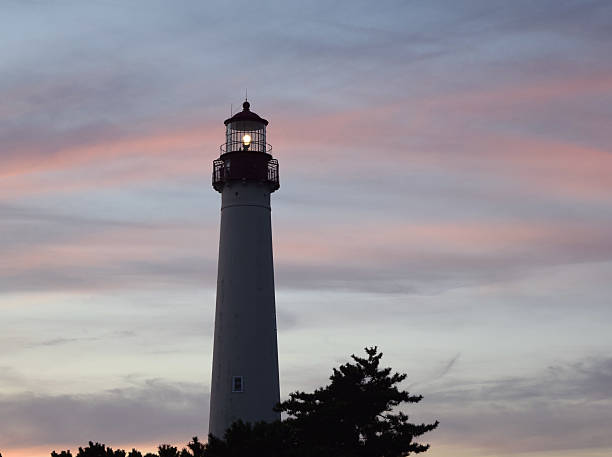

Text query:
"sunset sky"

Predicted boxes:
[[1, 1, 612, 456]]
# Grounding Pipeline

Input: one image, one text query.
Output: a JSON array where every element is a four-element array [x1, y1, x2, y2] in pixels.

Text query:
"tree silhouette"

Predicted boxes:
[[75, 441, 125, 457], [205, 420, 295, 456], [157, 444, 180, 457], [51, 452, 73, 457], [280, 346, 438, 456], [204, 346, 438, 456], [180, 437, 205, 457]]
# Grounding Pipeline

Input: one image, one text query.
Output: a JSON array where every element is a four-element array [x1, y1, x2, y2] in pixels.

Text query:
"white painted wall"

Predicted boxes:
[[209, 179, 280, 438]]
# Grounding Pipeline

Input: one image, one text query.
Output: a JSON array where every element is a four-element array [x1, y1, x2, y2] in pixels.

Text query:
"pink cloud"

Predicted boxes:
[[275, 220, 612, 268], [1, 121, 219, 178], [2, 69, 611, 205], [438, 134, 612, 201], [428, 71, 612, 111], [0, 121, 224, 199], [1, 223, 218, 293]]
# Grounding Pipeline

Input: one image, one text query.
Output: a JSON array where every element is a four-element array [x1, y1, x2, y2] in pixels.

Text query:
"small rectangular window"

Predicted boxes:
[[232, 376, 243, 392]]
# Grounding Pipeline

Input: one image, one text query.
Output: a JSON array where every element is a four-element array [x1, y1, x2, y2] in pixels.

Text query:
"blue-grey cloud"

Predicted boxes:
[[422, 356, 612, 452], [3, 202, 612, 296], [27, 337, 98, 348], [0, 379, 209, 449]]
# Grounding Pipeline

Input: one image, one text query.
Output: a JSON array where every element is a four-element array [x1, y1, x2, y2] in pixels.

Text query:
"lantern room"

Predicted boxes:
[[213, 101, 279, 193], [222, 101, 270, 153]]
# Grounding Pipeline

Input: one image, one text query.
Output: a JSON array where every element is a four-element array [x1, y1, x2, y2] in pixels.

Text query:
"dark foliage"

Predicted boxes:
[[180, 437, 206, 457], [204, 347, 438, 457], [50, 437, 204, 457], [205, 420, 297, 457], [67, 442, 126, 457], [157, 445, 179, 457]]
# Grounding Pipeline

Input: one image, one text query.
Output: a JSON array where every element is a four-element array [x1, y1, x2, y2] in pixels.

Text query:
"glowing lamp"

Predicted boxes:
[[242, 134, 252, 150]]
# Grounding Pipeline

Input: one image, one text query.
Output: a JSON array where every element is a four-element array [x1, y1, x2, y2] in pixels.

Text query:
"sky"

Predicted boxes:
[[1, 0, 611, 455]]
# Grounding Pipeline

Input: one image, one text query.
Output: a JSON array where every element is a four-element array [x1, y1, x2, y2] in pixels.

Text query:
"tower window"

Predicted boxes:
[[232, 376, 243, 392]]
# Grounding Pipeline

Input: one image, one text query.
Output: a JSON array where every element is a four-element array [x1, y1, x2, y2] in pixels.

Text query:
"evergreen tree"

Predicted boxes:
[[278, 346, 438, 456], [203, 347, 438, 457]]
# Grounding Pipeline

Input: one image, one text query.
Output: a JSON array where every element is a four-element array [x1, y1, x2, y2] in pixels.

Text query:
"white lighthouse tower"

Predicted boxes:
[[208, 101, 281, 438]]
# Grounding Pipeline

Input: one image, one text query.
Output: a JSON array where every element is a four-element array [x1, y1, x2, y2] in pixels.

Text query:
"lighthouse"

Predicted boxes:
[[208, 101, 281, 438]]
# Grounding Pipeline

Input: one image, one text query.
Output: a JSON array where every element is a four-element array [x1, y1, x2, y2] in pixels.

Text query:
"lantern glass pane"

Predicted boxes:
[[226, 121, 266, 152]]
